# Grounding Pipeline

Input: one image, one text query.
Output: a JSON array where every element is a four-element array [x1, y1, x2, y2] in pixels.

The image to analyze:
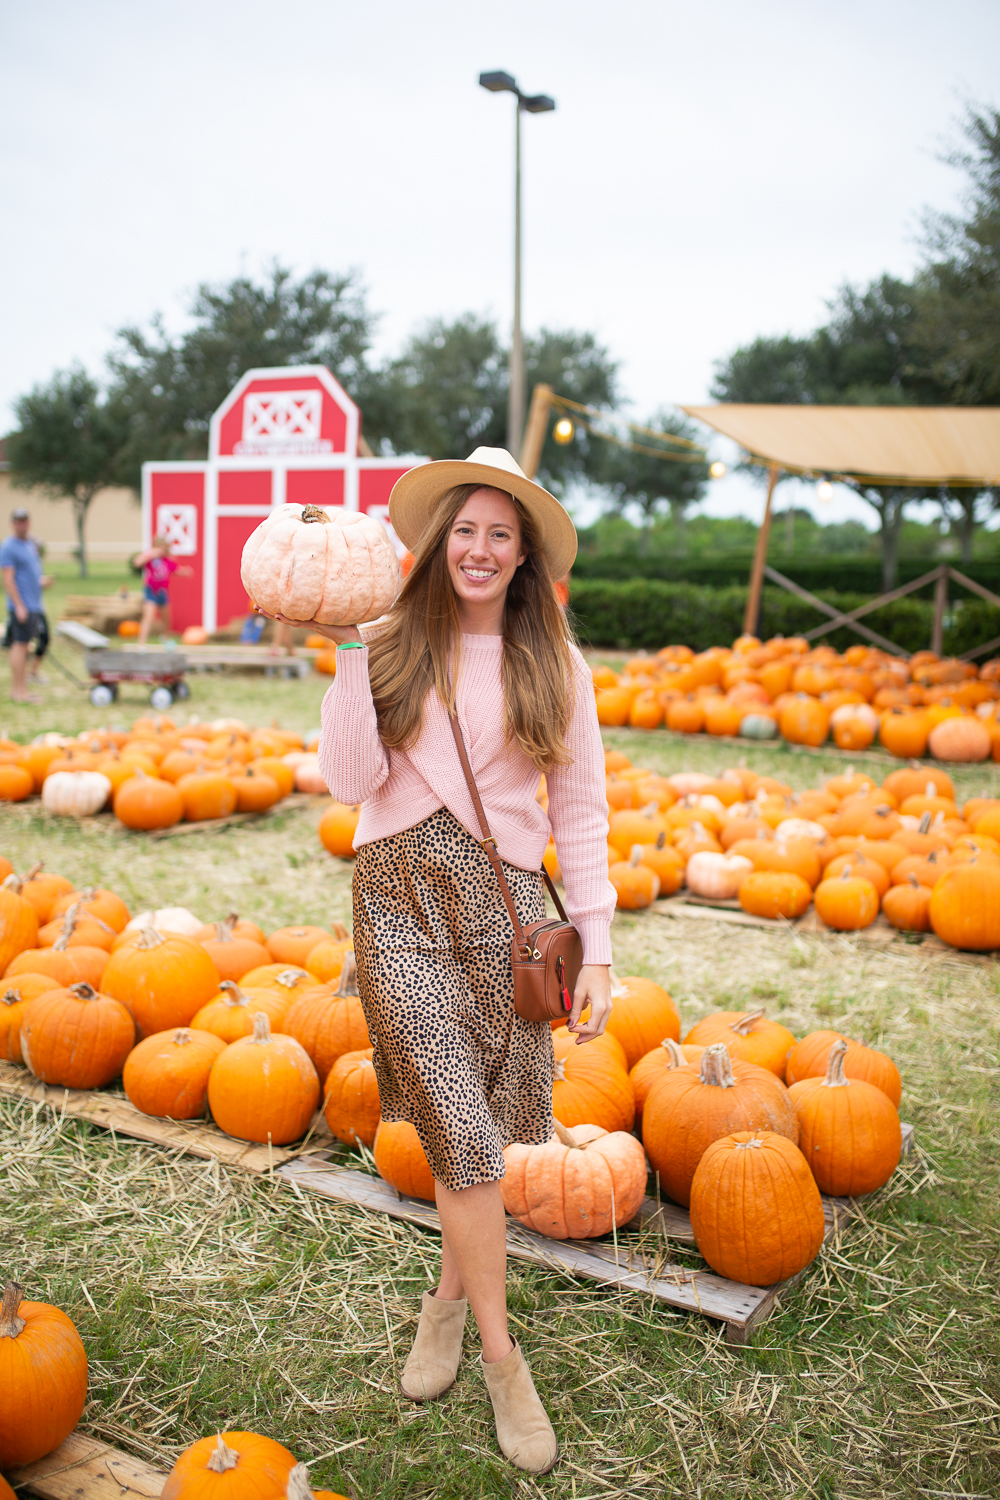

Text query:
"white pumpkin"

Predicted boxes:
[[293, 754, 328, 794], [774, 817, 828, 844], [668, 772, 714, 796], [125, 907, 203, 937], [41, 770, 112, 817], [241, 505, 400, 626], [685, 851, 754, 900], [740, 713, 779, 740], [830, 702, 878, 729]]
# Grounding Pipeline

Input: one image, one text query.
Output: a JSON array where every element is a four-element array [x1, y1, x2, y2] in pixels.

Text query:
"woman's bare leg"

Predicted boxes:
[[434, 1180, 512, 1363]]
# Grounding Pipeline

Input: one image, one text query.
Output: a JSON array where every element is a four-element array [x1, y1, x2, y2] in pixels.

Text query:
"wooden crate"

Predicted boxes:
[[0, 1061, 913, 1344], [8, 1434, 166, 1500]]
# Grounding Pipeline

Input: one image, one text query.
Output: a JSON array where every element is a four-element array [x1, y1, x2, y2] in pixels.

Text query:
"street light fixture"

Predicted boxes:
[[479, 70, 555, 456]]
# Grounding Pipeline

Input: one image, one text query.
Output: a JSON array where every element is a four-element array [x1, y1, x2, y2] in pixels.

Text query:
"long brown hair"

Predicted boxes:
[[367, 484, 576, 771]]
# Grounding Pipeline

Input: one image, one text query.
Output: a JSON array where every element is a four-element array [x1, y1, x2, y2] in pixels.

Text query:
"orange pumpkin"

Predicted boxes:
[[0, 1280, 88, 1467], [304, 937, 353, 985], [551, 1031, 635, 1133], [608, 805, 667, 857], [191, 980, 291, 1043], [609, 847, 660, 909], [37, 906, 115, 952], [101, 927, 220, 1037], [929, 860, 1000, 950], [501, 1119, 648, 1239], [785, 1029, 902, 1106], [729, 836, 821, 888], [599, 974, 680, 1068], [813, 867, 880, 930], [890, 849, 953, 889], [928, 716, 991, 762], [779, 695, 830, 747], [0, 764, 33, 801], [883, 766, 955, 803], [11, 867, 75, 924], [20, 982, 134, 1088], [284, 954, 371, 1083], [51, 885, 130, 934], [5, 943, 108, 989], [636, 834, 685, 894], [123, 1027, 227, 1118], [318, 801, 360, 858], [266, 924, 332, 966], [630, 1037, 704, 1121], [689, 1132, 825, 1287], [161, 1433, 298, 1500], [684, 1008, 796, 1078], [788, 1040, 901, 1195], [0, 973, 61, 1063], [208, 1011, 319, 1144], [823, 852, 890, 898], [114, 772, 184, 830], [175, 770, 238, 821], [196, 917, 271, 981], [738, 871, 813, 920], [882, 876, 932, 932], [373, 1118, 436, 1200], [323, 1046, 380, 1147], [0, 881, 40, 975], [642, 1043, 798, 1206], [878, 710, 930, 759]]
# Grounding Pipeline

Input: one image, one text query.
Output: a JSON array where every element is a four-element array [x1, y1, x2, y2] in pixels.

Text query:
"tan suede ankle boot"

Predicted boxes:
[[480, 1339, 558, 1474], [399, 1286, 468, 1401]]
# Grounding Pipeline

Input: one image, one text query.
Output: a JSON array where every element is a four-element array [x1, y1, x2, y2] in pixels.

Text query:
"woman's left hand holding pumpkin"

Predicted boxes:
[[566, 964, 612, 1044]]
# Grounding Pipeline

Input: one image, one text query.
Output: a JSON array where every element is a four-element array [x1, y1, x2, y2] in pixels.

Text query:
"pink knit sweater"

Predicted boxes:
[[318, 635, 615, 965]]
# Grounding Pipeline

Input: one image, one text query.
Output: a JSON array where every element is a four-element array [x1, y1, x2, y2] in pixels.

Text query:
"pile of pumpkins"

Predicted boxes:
[[594, 634, 1000, 762], [0, 714, 330, 829], [0, 861, 905, 1291], [0, 1275, 349, 1500], [569, 749, 1000, 953]]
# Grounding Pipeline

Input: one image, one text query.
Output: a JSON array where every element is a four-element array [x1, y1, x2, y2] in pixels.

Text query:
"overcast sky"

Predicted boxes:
[[2, 0, 997, 527]]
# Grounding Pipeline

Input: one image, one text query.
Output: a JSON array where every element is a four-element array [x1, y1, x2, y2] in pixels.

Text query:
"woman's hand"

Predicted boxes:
[[566, 964, 612, 1044], [257, 608, 362, 646]]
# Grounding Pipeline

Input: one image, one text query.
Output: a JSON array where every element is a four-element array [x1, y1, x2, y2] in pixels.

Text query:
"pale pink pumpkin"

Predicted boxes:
[[240, 505, 400, 626]]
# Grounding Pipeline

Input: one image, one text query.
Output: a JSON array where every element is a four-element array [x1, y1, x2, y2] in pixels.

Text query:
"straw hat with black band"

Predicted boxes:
[[388, 447, 578, 581]]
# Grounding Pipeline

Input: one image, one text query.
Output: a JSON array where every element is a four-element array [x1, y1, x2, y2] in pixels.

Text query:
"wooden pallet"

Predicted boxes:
[[8, 1433, 166, 1500], [0, 1061, 913, 1345]]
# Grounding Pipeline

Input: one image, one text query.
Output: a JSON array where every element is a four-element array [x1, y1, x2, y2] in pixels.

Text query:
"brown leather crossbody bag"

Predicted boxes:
[[449, 714, 583, 1024]]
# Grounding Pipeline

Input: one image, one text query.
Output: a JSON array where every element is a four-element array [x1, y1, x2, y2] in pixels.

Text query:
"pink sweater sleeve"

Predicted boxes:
[[318, 647, 390, 804], [545, 648, 616, 966]]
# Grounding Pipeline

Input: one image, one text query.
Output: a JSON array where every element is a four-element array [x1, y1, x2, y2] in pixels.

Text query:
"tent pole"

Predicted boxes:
[[519, 384, 553, 478], [932, 567, 948, 656], [743, 463, 780, 636]]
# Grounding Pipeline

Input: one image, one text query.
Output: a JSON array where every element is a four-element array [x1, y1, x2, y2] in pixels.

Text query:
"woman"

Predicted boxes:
[[307, 448, 615, 1475]]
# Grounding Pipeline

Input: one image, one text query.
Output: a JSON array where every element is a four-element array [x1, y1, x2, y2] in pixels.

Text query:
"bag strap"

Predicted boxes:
[[448, 713, 570, 940]]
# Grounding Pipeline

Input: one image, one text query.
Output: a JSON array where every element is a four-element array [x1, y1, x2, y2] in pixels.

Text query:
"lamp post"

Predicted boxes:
[[479, 70, 555, 456]]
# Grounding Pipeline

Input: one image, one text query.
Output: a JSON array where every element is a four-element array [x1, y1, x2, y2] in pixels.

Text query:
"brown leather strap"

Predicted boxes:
[[448, 713, 571, 936]]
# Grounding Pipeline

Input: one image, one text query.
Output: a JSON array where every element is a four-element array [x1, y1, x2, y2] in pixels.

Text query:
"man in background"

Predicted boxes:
[[2, 507, 52, 704]]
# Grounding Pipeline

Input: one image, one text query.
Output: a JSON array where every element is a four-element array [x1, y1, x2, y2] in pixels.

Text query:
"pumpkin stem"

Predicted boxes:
[[661, 1038, 687, 1068], [729, 1009, 764, 1036], [2, 988, 23, 1008], [700, 1043, 737, 1089], [250, 1011, 272, 1044], [733, 1136, 764, 1152], [918, 812, 931, 834], [285, 1465, 312, 1500], [68, 983, 98, 1001], [822, 1038, 851, 1087], [336, 952, 359, 998], [641, 801, 659, 817], [300, 505, 332, 525], [331, 919, 350, 942], [136, 925, 167, 950], [274, 967, 309, 990], [628, 845, 644, 868], [24, 862, 43, 882], [205, 1436, 240, 1474], [0, 1280, 26, 1339], [655, 831, 666, 850], [173, 1029, 193, 1046], [218, 981, 250, 1008], [552, 1118, 580, 1149], [608, 969, 627, 1000], [52, 901, 83, 951], [553, 1059, 566, 1082]]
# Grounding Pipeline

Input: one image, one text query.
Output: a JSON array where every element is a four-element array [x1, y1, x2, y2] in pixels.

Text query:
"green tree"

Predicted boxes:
[[107, 264, 374, 487], [912, 106, 1000, 404], [589, 410, 710, 556], [6, 367, 131, 577]]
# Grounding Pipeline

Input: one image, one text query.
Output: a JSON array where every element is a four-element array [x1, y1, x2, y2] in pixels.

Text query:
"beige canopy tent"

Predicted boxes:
[[680, 404, 1000, 654]]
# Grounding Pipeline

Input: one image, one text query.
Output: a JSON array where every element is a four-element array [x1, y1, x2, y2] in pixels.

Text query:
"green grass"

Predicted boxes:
[[3, 726, 1000, 1497]]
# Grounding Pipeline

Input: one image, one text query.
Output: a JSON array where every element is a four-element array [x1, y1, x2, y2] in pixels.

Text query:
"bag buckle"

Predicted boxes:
[[517, 943, 534, 961], [481, 837, 498, 852]]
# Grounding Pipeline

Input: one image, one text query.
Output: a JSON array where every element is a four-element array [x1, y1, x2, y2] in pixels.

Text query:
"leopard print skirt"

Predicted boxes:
[[352, 808, 555, 1191]]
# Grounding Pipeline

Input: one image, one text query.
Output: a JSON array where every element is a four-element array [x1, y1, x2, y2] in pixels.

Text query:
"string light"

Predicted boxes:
[[817, 480, 834, 503], [553, 417, 575, 445], [709, 461, 726, 480]]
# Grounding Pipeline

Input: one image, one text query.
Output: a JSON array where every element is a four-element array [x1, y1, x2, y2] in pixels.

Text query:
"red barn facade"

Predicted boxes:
[[141, 365, 425, 632]]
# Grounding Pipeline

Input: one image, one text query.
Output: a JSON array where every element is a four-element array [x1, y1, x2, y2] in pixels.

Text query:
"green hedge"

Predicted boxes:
[[568, 580, 1000, 658], [571, 551, 1000, 597]]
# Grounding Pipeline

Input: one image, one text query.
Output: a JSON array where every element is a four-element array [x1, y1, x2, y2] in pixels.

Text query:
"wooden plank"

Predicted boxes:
[[9, 1434, 167, 1500], [0, 1061, 308, 1173]]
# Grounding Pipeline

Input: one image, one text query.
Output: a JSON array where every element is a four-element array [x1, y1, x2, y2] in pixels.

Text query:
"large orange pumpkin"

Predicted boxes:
[[175, 770, 238, 821], [0, 974, 60, 1063], [14, 867, 75, 924], [304, 936, 353, 985], [928, 860, 1000, 950], [813, 867, 880, 930], [231, 767, 282, 814], [318, 802, 361, 858], [373, 1118, 436, 1200], [596, 974, 680, 1068], [779, 695, 830, 746], [284, 955, 371, 1083], [208, 1012, 319, 1144], [784, 1028, 902, 1106], [123, 1027, 227, 1119], [878, 709, 930, 759], [20, 983, 135, 1088], [629, 1038, 703, 1121], [161, 1433, 298, 1500], [882, 876, 933, 933], [323, 1047, 380, 1147], [501, 1120, 648, 1239], [928, 716, 991, 762], [37, 905, 116, 952], [0, 1280, 88, 1467], [114, 772, 184, 830], [823, 852, 890, 898], [738, 870, 813, 920], [266, 924, 332, 966], [5, 943, 108, 988], [551, 1031, 635, 1133], [788, 1040, 901, 1195], [101, 927, 220, 1037], [689, 1132, 825, 1287], [642, 1043, 798, 1206], [190, 981, 291, 1043], [196, 917, 271, 982], [0, 881, 40, 975], [683, 1008, 796, 1078], [609, 847, 660, 909], [51, 885, 130, 934]]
